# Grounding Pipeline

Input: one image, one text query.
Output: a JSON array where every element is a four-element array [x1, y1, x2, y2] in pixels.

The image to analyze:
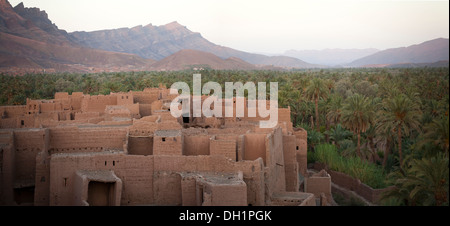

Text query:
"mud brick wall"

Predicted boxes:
[[264, 127, 287, 197], [278, 107, 291, 123], [153, 155, 265, 206], [0, 106, 26, 118], [132, 92, 159, 105], [40, 102, 61, 113], [81, 95, 117, 113], [210, 137, 236, 161], [183, 134, 211, 156], [204, 181, 247, 206], [55, 92, 69, 99], [153, 171, 182, 205], [294, 128, 308, 176], [282, 134, 299, 192], [48, 126, 127, 154], [127, 136, 153, 156], [305, 173, 331, 201], [153, 131, 183, 156], [49, 153, 155, 206], [138, 104, 152, 117], [13, 129, 49, 187], [313, 163, 392, 204], [116, 93, 134, 106], [244, 133, 267, 164]]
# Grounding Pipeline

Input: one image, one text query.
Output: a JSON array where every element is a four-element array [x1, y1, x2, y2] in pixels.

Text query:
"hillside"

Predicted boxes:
[[150, 49, 257, 71], [349, 38, 449, 67], [0, 0, 154, 73]]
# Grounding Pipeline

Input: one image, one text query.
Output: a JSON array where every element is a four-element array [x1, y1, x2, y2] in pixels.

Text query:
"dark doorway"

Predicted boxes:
[[88, 182, 115, 206], [14, 187, 35, 205]]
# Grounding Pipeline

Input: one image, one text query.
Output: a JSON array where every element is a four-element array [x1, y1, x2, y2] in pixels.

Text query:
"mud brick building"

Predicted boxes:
[[0, 85, 329, 206]]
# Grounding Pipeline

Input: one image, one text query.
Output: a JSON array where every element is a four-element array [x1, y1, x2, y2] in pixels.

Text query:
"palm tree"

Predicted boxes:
[[375, 120, 395, 168], [377, 94, 422, 167], [325, 124, 352, 149], [364, 125, 381, 163], [305, 78, 329, 132], [420, 116, 449, 155], [382, 153, 449, 206], [326, 95, 343, 125], [341, 94, 374, 158]]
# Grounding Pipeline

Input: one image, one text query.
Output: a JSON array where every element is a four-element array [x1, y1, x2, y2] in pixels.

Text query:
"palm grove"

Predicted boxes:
[[1, 67, 448, 206]]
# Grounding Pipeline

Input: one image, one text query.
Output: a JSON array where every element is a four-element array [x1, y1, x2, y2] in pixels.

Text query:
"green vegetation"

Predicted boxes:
[[313, 144, 386, 189], [1, 67, 448, 205]]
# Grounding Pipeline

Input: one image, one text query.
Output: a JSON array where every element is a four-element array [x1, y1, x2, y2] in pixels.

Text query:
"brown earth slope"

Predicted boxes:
[[150, 49, 257, 71]]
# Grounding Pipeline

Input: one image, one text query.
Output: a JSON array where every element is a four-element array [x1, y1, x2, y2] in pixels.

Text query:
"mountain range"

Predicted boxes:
[[0, 0, 448, 73]]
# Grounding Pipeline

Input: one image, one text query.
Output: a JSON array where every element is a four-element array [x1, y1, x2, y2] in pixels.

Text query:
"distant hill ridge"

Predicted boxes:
[[348, 38, 449, 67]]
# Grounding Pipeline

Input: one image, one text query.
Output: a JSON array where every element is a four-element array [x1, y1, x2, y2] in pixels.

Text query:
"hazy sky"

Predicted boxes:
[[8, 0, 449, 53]]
